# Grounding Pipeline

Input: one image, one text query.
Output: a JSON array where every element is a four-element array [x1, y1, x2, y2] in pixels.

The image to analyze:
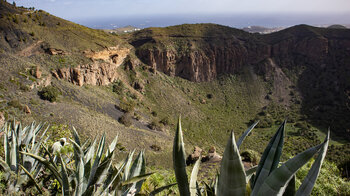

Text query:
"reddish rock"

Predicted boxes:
[[203, 146, 222, 163], [31, 66, 42, 79], [186, 146, 203, 165], [23, 105, 31, 114]]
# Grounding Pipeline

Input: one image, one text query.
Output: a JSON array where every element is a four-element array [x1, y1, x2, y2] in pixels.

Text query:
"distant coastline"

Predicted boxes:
[[72, 13, 350, 30]]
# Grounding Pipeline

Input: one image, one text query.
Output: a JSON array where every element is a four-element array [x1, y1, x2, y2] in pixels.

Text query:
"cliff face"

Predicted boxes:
[[131, 24, 350, 139], [131, 24, 270, 82], [131, 24, 350, 83], [52, 47, 130, 86]]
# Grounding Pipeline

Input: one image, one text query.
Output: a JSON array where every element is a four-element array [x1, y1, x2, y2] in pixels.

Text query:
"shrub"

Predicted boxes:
[[119, 112, 132, 127], [7, 99, 23, 110], [112, 80, 125, 94], [160, 116, 170, 126], [148, 120, 160, 130], [118, 98, 135, 113], [151, 111, 157, 117], [240, 149, 260, 165], [38, 86, 60, 102]]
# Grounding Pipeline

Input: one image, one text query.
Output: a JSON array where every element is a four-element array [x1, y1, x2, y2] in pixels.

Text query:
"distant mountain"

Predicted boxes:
[[0, 1, 349, 177], [327, 24, 348, 29]]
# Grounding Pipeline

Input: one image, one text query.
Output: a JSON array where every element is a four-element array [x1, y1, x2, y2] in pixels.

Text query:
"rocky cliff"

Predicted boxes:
[[130, 24, 350, 139]]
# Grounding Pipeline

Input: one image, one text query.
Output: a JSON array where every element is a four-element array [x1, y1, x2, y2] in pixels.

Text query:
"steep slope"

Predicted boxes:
[[130, 24, 350, 141], [0, 1, 349, 175]]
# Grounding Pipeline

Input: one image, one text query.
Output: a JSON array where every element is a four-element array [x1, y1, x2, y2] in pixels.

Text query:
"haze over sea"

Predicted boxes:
[[74, 13, 350, 29]]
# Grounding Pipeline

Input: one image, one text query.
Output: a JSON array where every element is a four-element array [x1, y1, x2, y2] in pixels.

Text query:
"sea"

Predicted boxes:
[[72, 13, 350, 29]]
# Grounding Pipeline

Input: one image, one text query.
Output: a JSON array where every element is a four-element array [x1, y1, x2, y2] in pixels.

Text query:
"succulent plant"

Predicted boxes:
[[173, 117, 330, 196], [22, 127, 154, 196], [0, 120, 49, 194]]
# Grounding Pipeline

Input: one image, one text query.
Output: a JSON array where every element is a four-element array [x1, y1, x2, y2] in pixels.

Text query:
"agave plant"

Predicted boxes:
[[173, 117, 330, 196], [0, 120, 49, 194], [22, 126, 155, 196]]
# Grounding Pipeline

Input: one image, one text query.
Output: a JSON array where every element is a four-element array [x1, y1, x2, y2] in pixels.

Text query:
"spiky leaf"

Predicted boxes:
[[217, 131, 246, 196], [296, 131, 330, 196], [173, 117, 190, 196], [251, 120, 285, 194]]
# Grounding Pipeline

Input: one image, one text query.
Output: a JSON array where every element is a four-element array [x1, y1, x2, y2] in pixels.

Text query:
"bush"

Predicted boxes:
[[119, 112, 132, 127], [240, 149, 260, 165], [38, 86, 60, 102], [160, 116, 170, 126], [148, 120, 160, 130], [7, 99, 23, 110], [112, 80, 125, 94], [118, 98, 135, 113]]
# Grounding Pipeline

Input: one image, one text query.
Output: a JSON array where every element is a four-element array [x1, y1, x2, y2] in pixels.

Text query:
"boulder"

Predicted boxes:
[[203, 146, 222, 162], [186, 146, 203, 165], [31, 66, 42, 79], [23, 105, 31, 114]]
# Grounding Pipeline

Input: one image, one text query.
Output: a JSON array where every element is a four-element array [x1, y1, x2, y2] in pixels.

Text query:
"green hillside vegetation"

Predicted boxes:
[[0, 1, 349, 194]]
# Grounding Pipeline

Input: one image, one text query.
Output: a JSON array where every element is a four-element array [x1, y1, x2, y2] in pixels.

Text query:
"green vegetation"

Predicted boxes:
[[38, 86, 60, 102], [172, 117, 332, 195], [0, 120, 172, 195]]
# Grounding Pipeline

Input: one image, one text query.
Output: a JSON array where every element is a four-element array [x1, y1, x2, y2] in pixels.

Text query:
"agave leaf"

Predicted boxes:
[[283, 175, 296, 196], [190, 156, 201, 196], [20, 151, 63, 185], [257, 142, 324, 195], [72, 127, 81, 146], [4, 131, 10, 166], [123, 149, 135, 181], [217, 131, 246, 196], [75, 155, 85, 196], [108, 135, 119, 154], [251, 120, 285, 194], [20, 165, 43, 194], [196, 182, 202, 196], [81, 186, 95, 196], [41, 144, 58, 169], [87, 134, 105, 187], [96, 161, 126, 195], [121, 173, 153, 186], [237, 121, 259, 149], [90, 151, 114, 186], [296, 130, 330, 196], [173, 116, 190, 196], [59, 155, 70, 196], [129, 150, 146, 192], [246, 165, 258, 183], [70, 139, 84, 169], [0, 158, 11, 180], [84, 138, 96, 163], [149, 183, 177, 196], [10, 129, 18, 172]]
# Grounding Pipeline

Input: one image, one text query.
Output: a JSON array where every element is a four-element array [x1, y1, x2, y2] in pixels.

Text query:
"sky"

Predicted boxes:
[[13, 0, 350, 28]]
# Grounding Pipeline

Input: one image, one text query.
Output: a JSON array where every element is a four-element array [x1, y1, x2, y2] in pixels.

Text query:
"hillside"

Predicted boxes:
[[0, 1, 349, 183]]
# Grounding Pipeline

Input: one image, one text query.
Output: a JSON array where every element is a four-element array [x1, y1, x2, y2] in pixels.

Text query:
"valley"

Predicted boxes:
[[0, 1, 349, 195]]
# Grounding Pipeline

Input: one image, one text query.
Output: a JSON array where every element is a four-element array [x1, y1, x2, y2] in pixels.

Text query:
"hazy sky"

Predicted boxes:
[[13, 0, 350, 20]]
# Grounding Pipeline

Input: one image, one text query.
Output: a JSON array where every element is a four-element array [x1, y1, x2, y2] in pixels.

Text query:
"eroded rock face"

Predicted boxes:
[[135, 39, 255, 82], [54, 47, 130, 86], [54, 61, 119, 86], [186, 146, 203, 165], [132, 25, 350, 83]]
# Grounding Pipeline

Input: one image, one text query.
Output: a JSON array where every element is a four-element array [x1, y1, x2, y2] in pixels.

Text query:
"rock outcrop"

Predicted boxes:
[[54, 47, 130, 86], [186, 146, 203, 165], [131, 24, 350, 139]]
